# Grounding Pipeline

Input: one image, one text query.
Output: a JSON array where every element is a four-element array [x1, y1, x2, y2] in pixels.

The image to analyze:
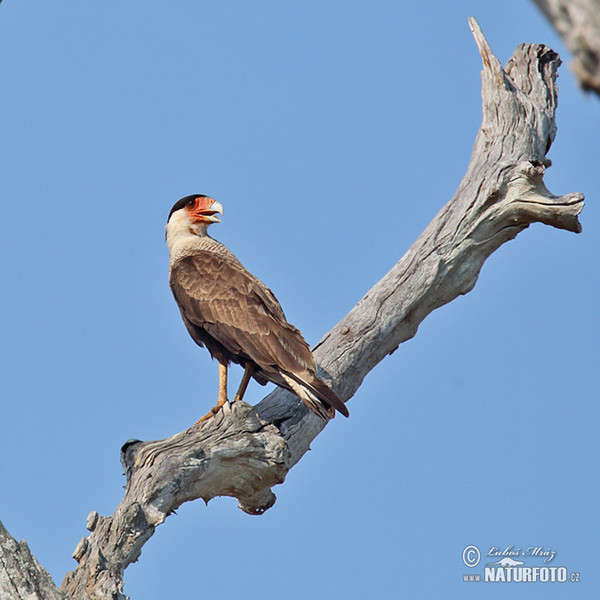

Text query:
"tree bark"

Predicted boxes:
[[532, 0, 600, 95], [0, 18, 584, 600], [0, 521, 64, 600]]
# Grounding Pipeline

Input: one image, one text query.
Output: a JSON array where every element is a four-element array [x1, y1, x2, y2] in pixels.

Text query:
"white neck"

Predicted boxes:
[[166, 211, 211, 264]]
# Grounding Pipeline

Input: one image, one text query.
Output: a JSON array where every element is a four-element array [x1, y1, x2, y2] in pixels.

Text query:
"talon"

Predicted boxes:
[[211, 401, 229, 414], [195, 412, 212, 424], [195, 397, 229, 425]]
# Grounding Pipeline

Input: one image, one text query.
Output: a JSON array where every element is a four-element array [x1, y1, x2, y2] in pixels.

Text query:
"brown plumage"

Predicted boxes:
[[166, 194, 348, 421]]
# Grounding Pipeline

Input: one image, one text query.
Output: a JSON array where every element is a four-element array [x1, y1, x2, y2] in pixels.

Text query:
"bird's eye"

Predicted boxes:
[[187, 198, 196, 207]]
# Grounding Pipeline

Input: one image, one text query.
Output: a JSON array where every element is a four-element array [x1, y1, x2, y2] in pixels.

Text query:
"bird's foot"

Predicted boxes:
[[195, 398, 230, 425]]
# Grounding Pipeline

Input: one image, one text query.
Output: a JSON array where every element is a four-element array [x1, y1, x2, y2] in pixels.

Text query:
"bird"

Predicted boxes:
[[166, 194, 349, 423]]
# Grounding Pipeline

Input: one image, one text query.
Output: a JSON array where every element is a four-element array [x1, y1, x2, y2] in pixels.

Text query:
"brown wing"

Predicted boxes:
[[170, 252, 316, 374]]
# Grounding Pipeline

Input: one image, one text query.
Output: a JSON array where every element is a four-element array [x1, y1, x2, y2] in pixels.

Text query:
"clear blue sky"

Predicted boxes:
[[1, 2, 598, 598]]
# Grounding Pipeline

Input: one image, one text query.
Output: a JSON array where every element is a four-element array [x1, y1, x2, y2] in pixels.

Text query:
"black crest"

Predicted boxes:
[[167, 194, 209, 222]]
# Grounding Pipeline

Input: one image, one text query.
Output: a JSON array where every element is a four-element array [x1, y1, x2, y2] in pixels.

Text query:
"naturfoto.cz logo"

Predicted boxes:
[[461, 545, 581, 584]]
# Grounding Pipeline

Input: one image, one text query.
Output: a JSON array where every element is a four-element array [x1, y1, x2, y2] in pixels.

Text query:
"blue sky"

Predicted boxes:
[[1, 1, 599, 598]]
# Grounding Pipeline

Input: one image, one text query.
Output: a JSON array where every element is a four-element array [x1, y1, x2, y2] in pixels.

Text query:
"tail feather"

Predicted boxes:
[[280, 372, 349, 420]]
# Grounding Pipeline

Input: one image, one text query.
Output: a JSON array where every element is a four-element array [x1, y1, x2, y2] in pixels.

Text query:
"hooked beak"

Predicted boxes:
[[190, 197, 224, 224], [201, 199, 223, 223]]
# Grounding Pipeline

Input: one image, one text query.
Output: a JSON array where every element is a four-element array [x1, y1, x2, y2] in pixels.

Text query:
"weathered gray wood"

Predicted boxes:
[[60, 402, 288, 599], [258, 18, 584, 466], [532, 0, 600, 95], [0, 521, 64, 600], [4, 18, 583, 600]]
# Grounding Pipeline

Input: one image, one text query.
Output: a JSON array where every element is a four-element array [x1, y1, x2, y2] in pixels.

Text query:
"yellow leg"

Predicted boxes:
[[216, 362, 228, 407], [233, 363, 254, 402], [196, 362, 229, 424]]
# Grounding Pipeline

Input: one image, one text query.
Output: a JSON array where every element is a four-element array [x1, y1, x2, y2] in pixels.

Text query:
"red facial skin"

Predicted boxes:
[[185, 196, 220, 224]]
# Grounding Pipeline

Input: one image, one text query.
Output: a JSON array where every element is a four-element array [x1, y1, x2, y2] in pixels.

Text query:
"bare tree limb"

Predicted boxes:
[[0, 521, 64, 600], [1, 17, 583, 600], [257, 17, 584, 466], [531, 0, 600, 96]]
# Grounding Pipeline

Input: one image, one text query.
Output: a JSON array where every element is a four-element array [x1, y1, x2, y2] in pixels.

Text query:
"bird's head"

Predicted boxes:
[[166, 194, 224, 245]]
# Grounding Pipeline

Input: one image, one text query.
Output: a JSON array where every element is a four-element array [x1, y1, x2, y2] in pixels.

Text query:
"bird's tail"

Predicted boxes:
[[280, 372, 349, 420]]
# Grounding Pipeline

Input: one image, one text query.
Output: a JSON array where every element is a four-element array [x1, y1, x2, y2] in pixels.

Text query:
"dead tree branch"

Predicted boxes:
[[532, 0, 600, 96], [0, 521, 64, 600], [0, 18, 584, 600]]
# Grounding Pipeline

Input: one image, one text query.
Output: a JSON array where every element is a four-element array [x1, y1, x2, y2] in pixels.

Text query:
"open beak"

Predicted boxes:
[[201, 200, 223, 223], [191, 198, 224, 223]]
